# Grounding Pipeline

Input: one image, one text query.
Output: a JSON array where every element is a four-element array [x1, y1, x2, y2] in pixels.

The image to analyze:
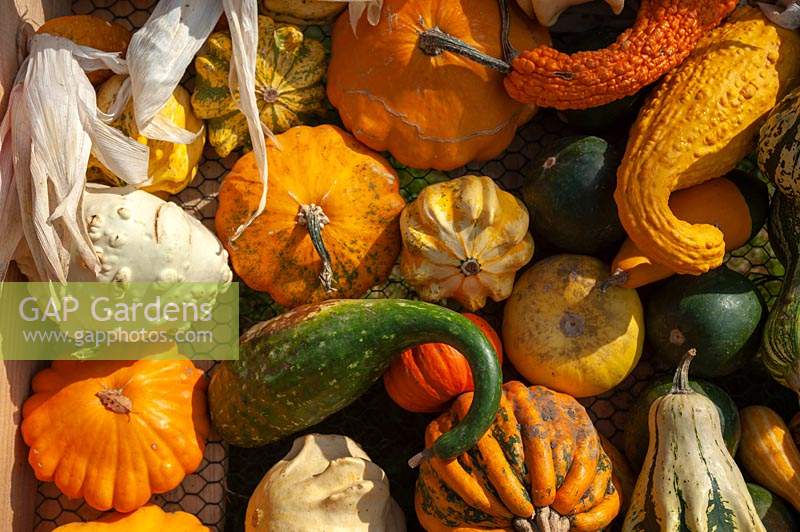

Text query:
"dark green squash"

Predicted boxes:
[[762, 193, 800, 395], [747, 483, 800, 532], [624, 376, 740, 468], [557, 93, 642, 134], [522, 136, 624, 254], [646, 267, 764, 377], [208, 299, 501, 459]]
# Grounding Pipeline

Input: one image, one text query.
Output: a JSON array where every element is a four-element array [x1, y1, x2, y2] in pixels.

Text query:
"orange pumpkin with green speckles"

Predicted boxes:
[[415, 381, 621, 531], [215, 125, 405, 308]]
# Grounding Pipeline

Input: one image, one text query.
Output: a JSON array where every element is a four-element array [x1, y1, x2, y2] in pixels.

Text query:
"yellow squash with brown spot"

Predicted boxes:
[[502, 254, 644, 397], [415, 381, 621, 531], [614, 6, 800, 275], [400, 175, 534, 311], [88, 75, 205, 195]]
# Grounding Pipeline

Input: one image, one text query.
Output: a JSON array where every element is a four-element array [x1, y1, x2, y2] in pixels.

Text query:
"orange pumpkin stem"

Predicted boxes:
[[96, 388, 133, 414], [296, 203, 336, 293], [512, 507, 570, 532]]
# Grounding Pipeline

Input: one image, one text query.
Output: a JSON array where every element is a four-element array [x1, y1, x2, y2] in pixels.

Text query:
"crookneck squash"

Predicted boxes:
[[192, 16, 326, 158], [88, 74, 205, 195], [615, 6, 800, 275], [758, 86, 800, 200], [215, 125, 405, 308], [37, 15, 131, 85], [21, 357, 209, 513], [522, 136, 625, 254], [623, 376, 741, 468], [740, 406, 800, 513], [622, 351, 765, 532], [415, 381, 621, 532], [646, 267, 764, 378], [761, 193, 800, 396], [611, 172, 769, 288], [384, 313, 503, 413], [502, 254, 644, 398], [327, 0, 549, 170], [504, 0, 737, 109], [515, 0, 623, 27], [52, 505, 208, 531], [246, 434, 405, 532], [210, 299, 502, 460], [262, 0, 346, 25], [400, 175, 534, 311]]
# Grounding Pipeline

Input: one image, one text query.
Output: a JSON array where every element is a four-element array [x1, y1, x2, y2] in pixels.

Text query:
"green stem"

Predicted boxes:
[[297, 204, 335, 293], [418, 27, 511, 73], [499, 0, 518, 63]]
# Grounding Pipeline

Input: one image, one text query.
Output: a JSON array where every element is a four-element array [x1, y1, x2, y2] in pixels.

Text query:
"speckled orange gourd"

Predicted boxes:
[[614, 6, 800, 275], [505, 0, 736, 109], [415, 382, 621, 531]]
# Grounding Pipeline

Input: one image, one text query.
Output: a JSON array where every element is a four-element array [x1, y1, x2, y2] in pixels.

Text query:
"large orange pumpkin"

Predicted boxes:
[[52, 504, 208, 531], [215, 125, 406, 308], [384, 313, 503, 413], [22, 357, 209, 513], [327, 0, 549, 170], [416, 381, 621, 531]]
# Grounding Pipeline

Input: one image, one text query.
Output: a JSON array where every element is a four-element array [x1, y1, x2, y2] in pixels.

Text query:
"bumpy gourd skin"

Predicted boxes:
[[614, 6, 800, 275], [416, 382, 621, 532], [505, 0, 736, 109]]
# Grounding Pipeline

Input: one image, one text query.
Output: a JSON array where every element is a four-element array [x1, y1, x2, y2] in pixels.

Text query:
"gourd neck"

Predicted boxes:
[[511, 507, 570, 532], [297, 204, 336, 293], [417, 0, 515, 74], [96, 388, 132, 414], [670, 349, 697, 395]]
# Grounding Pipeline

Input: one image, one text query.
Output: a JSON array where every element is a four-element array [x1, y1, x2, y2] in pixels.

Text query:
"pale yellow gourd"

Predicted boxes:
[[246, 434, 405, 532], [516, 0, 623, 26], [399, 175, 534, 311]]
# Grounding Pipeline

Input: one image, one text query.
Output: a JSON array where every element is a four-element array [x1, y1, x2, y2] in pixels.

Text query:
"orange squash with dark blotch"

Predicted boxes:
[[384, 313, 503, 413], [21, 357, 209, 513], [415, 381, 620, 532], [327, 0, 549, 171], [215, 125, 405, 308]]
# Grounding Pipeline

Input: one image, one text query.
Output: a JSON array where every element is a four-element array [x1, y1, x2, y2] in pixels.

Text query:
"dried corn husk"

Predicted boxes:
[[0, 34, 148, 281], [759, 1, 800, 29], [319, 0, 383, 34], [120, 0, 270, 242]]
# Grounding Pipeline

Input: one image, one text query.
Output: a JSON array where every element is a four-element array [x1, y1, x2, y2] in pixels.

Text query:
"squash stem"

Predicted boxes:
[[498, 0, 518, 63], [597, 269, 629, 293], [670, 348, 697, 395], [96, 388, 132, 414], [418, 28, 511, 74], [297, 204, 336, 293]]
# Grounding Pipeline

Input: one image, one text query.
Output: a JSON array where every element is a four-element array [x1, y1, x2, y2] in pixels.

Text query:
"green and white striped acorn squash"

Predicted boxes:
[[622, 350, 765, 532], [761, 192, 800, 395], [759, 86, 800, 199], [191, 15, 326, 158]]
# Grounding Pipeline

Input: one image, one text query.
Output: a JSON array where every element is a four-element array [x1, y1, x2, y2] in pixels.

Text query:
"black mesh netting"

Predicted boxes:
[[33, 1, 792, 530]]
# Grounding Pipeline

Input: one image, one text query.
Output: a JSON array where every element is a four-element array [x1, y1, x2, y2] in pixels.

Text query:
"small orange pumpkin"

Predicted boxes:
[[383, 313, 503, 413], [215, 125, 406, 308], [37, 15, 131, 85], [327, 0, 549, 170], [52, 504, 208, 531], [22, 356, 209, 513]]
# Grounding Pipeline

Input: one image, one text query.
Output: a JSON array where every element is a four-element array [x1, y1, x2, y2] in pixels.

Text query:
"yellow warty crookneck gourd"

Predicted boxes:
[[615, 6, 800, 275]]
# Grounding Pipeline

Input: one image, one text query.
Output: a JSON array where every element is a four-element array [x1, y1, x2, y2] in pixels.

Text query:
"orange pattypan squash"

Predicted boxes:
[[22, 358, 209, 513], [52, 504, 208, 531], [384, 313, 503, 413], [37, 15, 131, 86], [215, 125, 405, 308], [327, 0, 548, 170]]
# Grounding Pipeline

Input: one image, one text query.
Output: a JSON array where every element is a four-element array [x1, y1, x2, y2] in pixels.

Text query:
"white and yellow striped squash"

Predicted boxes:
[[623, 351, 765, 532], [191, 15, 326, 158]]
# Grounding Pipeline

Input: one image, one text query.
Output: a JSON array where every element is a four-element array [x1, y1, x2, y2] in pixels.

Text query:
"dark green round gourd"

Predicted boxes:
[[624, 377, 740, 468], [646, 267, 764, 378], [522, 136, 624, 254], [747, 483, 800, 532], [758, 86, 800, 199], [557, 93, 642, 134]]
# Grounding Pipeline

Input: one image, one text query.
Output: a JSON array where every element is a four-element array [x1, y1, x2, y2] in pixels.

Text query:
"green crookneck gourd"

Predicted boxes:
[[623, 350, 765, 532]]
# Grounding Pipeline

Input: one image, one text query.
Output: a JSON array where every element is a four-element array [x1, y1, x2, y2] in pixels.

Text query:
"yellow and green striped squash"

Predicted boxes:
[[191, 15, 326, 157]]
